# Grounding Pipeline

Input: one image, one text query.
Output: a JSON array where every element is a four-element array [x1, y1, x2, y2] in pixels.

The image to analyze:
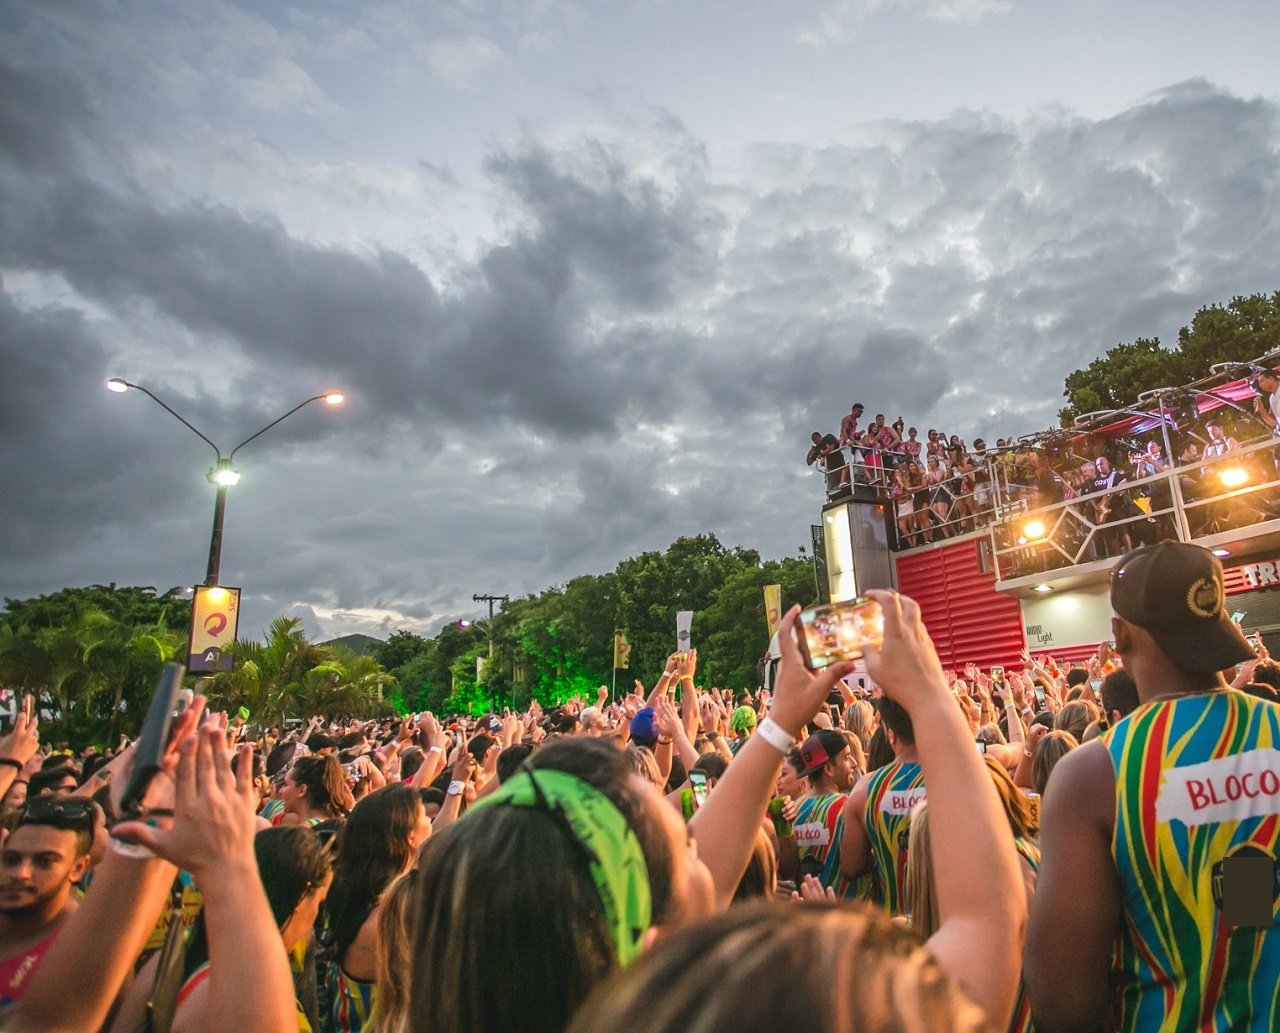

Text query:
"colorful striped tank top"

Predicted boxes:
[[862, 760, 925, 913], [793, 793, 853, 898], [1106, 690, 1280, 1032], [324, 961, 374, 1033]]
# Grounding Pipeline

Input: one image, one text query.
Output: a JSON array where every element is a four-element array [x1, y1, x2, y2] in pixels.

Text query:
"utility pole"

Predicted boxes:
[[472, 593, 509, 657], [473, 593, 510, 710]]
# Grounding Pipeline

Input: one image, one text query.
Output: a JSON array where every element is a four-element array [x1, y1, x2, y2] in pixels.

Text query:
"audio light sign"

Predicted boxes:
[[188, 585, 241, 673]]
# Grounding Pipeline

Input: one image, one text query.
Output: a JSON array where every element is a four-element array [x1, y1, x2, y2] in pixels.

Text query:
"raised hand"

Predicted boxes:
[[0, 697, 40, 768], [771, 606, 856, 738], [860, 591, 951, 712], [792, 874, 837, 903], [112, 725, 258, 877]]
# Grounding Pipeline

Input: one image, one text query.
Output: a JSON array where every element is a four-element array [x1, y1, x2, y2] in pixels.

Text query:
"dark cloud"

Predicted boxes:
[[2, 10, 1279, 640]]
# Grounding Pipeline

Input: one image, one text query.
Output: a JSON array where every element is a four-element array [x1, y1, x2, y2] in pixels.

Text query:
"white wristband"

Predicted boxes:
[[755, 717, 793, 754]]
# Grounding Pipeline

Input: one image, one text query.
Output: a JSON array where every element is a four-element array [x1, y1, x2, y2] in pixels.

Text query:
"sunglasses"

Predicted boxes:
[[22, 797, 97, 827]]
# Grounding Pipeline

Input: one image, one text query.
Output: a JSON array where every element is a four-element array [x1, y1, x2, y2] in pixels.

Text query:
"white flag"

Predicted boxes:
[[676, 610, 693, 653]]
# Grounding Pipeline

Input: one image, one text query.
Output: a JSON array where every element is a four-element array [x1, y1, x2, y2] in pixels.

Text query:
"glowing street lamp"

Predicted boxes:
[[107, 378, 344, 584]]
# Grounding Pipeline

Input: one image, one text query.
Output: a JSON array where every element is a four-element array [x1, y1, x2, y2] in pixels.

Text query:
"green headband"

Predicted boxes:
[[472, 768, 652, 965]]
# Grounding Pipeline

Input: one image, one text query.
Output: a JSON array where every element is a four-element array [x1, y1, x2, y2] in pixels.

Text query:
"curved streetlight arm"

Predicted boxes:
[[118, 381, 223, 461], [228, 395, 329, 461]]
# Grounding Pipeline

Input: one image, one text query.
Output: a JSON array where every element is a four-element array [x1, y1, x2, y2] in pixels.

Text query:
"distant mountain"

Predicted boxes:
[[322, 633, 383, 656]]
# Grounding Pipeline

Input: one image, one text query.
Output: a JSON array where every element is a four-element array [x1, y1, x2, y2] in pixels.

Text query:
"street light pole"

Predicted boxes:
[[107, 379, 343, 585]]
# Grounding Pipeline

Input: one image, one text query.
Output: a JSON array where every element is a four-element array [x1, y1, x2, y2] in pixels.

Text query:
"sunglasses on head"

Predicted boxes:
[[21, 797, 96, 827]]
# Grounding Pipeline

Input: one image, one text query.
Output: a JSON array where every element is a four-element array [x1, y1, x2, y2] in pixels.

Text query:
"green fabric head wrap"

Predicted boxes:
[[731, 705, 757, 732], [471, 768, 652, 965]]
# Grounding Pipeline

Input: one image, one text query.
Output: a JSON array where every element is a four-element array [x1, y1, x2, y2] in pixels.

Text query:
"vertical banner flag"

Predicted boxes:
[[764, 584, 782, 640], [676, 611, 693, 654], [188, 585, 241, 673], [613, 632, 631, 669]]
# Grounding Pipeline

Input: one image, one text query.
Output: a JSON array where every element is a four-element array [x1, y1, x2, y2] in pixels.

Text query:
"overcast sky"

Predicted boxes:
[[3, 0, 1280, 642]]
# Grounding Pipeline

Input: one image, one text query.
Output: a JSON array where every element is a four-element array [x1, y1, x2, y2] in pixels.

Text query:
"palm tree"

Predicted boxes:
[[205, 618, 391, 725]]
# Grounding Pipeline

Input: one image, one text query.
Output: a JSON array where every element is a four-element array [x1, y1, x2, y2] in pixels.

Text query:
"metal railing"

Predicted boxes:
[[987, 436, 1280, 583], [816, 435, 1280, 579]]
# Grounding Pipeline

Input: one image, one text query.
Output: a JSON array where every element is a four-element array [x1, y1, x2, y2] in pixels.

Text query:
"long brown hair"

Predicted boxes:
[[370, 869, 417, 1033], [290, 755, 354, 818]]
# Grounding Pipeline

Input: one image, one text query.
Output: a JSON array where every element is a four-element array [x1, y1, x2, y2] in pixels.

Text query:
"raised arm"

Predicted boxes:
[[687, 607, 854, 910], [0, 698, 40, 801], [861, 590, 1026, 1026]]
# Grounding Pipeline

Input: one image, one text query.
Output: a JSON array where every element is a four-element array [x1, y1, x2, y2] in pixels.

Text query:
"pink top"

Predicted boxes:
[[0, 928, 61, 1010]]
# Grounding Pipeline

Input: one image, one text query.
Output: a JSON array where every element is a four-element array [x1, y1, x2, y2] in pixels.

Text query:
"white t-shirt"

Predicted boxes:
[[1269, 390, 1280, 436]]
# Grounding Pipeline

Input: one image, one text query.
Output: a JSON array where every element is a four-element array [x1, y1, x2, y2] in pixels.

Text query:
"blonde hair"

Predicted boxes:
[[1033, 731, 1079, 797], [904, 802, 941, 941], [983, 755, 1038, 838], [841, 730, 867, 780], [369, 869, 417, 1033], [843, 699, 876, 752], [568, 902, 985, 1033], [1054, 701, 1097, 743], [625, 745, 664, 789]]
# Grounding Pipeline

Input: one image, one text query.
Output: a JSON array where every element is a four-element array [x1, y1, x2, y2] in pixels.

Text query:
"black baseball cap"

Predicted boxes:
[[796, 729, 848, 777], [1110, 541, 1254, 675]]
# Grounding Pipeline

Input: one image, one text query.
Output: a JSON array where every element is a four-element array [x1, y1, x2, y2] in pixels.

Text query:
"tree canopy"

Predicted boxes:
[[1059, 291, 1280, 424]]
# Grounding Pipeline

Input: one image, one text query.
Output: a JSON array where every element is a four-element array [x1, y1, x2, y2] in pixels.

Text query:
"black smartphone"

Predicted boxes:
[[797, 598, 884, 669], [976, 739, 988, 755], [118, 663, 184, 816], [689, 770, 708, 808], [1033, 683, 1046, 709]]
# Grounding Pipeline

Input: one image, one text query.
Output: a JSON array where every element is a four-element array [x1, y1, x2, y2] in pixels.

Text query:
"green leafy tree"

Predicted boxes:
[[1060, 291, 1280, 424], [204, 616, 390, 725], [1, 585, 191, 633], [697, 556, 819, 688]]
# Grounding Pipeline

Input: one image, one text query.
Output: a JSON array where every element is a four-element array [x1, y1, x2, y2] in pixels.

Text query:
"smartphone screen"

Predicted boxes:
[[976, 739, 987, 755], [1033, 685, 1046, 708], [797, 598, 884, 669], [689, 771, 708, 808], [991, 665, 1005, 687]]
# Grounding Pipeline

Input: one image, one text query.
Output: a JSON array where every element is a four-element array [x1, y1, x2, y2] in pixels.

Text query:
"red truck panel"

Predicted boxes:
[[894, 539, 1027, 672]]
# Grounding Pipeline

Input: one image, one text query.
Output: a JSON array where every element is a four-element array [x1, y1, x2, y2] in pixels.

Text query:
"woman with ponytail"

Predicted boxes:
[[279, 755, 354, 827]]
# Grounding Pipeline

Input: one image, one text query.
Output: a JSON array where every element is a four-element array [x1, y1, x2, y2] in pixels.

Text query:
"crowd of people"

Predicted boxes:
[[808, 393, 1280, 556], [1, 542, 1279, 1032]]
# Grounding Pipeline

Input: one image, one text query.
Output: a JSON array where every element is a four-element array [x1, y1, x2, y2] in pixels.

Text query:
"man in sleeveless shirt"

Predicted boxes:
[[0, 800, 92, 1014], [788, 729, 858, 898], [839, 696, 925, 912], [1027, 541, 1278, 1033]]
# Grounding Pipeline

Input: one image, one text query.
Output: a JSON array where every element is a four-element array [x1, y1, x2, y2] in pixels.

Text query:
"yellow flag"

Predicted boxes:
[[764, 584, 782, 639], [613, 632, 631, 669]]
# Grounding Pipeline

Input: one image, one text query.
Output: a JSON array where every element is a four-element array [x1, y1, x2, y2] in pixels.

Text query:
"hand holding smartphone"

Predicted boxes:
[[796, 598, 884, 669], [118, 663, 185, 817]]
